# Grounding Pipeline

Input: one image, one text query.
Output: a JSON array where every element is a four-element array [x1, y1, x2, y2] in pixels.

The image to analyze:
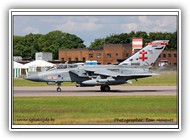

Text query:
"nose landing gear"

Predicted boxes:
[[57, 82, 62, 92]]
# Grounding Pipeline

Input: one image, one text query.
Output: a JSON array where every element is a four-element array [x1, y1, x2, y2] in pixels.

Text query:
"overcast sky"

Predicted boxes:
[[13, 15, 177, 47]]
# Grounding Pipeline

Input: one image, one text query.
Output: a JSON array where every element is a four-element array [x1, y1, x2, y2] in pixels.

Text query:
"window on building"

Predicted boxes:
[[163, 54, 166, 58], [97, 53, 101, 58], [126, 53, 129, 58], [174, 63, 177, 66], [89, 54, 93, 58], [75, 58, 78, 62], [116, 53, 119, 59], [83, 57, 86, 62], [68, 58, 71, 62], [168, 54, 171, 58], [61, 58, 64, 61], [174, 54, 177, 57], [107, 53, 111, 58]]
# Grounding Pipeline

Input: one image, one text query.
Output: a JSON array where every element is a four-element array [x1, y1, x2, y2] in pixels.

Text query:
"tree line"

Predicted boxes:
[[89, 31, 177, 50], [13, 30, 86, 60], [13, 30, 177, 60]]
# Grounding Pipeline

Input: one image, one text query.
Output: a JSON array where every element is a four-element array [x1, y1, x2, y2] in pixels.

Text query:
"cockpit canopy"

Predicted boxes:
[[57, 64, 78, 69], [47, 63, 84, 71]]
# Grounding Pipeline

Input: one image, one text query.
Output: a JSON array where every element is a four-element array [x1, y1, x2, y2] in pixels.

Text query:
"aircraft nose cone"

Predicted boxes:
[[24, 74, 40, 81]]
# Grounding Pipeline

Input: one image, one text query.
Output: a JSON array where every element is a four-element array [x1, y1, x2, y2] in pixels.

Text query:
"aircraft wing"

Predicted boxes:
[[125, 73, 159, 77], [84, 68, 159, 77], [84, 68, 120, 77], [94, 69, 120, 77]]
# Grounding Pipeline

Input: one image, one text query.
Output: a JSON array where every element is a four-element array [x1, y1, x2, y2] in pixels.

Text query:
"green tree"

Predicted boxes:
[[13, 34, 42, 59], [38, 30, 86, 59], [89, 38, 105, 50], [24, 33, 42, 59], [13, 36, 25, 56], [13, 30, 86, 60], [89, 31, 177, 50]]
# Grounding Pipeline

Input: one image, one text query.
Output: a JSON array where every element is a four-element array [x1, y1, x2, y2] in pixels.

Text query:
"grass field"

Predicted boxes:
[[13, 96, 177, 124], [124, 70, 177, 86], [13, 70, 177, 86]]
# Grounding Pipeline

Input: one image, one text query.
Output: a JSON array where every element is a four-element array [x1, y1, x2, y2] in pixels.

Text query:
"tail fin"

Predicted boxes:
[[119, 40, 169, 67]]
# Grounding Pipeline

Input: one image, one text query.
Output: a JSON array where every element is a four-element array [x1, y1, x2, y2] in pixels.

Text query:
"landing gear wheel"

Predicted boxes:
[[57, 82, 62, 92], [100, 85, 110, 92], [57, 87, 61, 92], [104, 85, 110, 92]]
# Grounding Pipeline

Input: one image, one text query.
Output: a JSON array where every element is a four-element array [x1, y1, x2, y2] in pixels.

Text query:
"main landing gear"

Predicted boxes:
[[57, 82, 61, 92], [100, 85, 110, 92]]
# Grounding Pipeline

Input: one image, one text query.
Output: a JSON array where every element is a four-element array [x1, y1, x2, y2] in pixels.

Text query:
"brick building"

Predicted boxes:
[[58, 44, 177, 66], [59, 44, 132, 65], [156, 50, 177, 66]]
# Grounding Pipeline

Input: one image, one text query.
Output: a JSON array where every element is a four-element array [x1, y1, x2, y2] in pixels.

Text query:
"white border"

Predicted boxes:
[[11, 9, 179, 16], [11, 124, 179, 131], [9, 9, 181, 131]]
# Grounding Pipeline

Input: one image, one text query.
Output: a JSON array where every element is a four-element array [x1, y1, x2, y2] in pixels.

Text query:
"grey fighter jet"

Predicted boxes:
[[25, 40, 169, 92]]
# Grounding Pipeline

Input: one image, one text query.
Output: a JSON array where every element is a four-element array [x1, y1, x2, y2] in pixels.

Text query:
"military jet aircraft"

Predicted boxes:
[[25, 40, 169, 92]]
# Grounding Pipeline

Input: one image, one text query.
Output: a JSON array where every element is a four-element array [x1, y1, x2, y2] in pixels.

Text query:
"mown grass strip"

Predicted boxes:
[[13, 96, 177, 124]]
